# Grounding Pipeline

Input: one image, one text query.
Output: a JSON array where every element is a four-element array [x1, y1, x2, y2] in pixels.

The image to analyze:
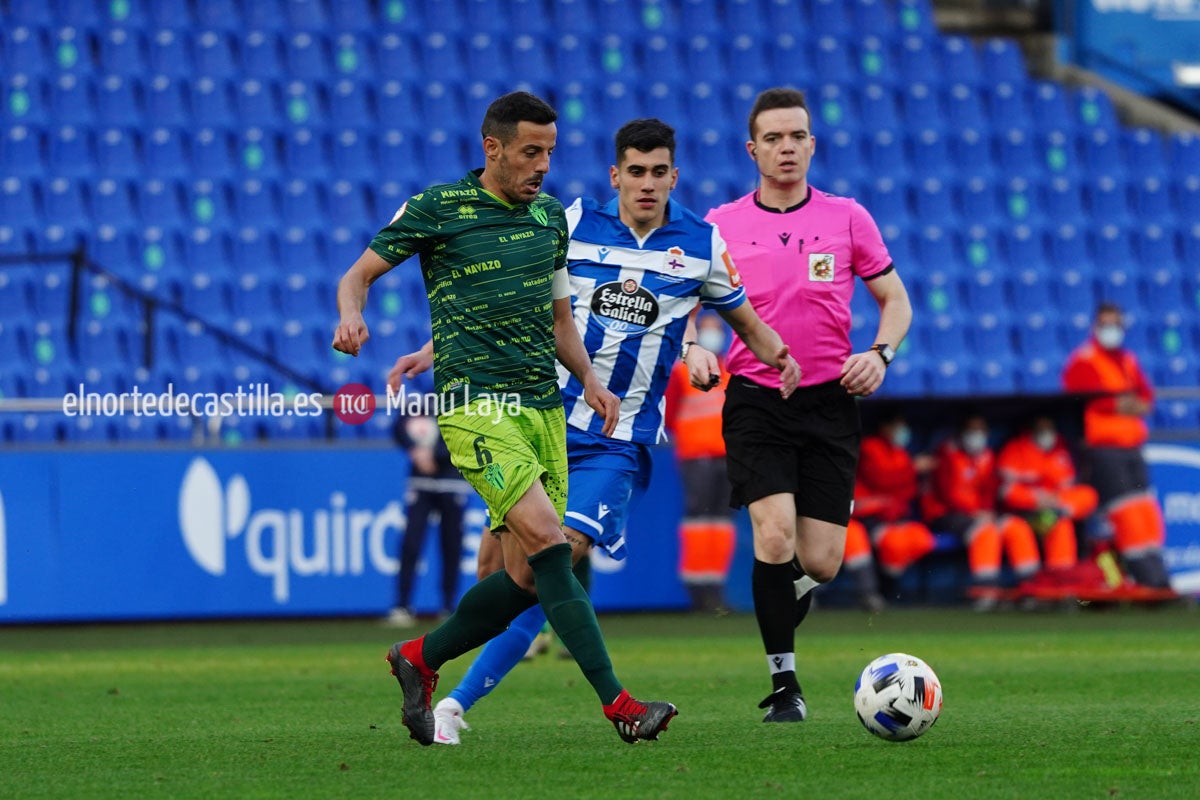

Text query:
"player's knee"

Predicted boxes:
[[806, 558, 841, 584]]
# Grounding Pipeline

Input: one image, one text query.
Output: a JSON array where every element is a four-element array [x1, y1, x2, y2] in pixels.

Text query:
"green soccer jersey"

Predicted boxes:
[[369, 169, 568, 409]]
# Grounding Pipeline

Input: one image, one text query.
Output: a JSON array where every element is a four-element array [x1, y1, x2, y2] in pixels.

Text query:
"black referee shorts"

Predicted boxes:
[[721, 375, 860, 526]]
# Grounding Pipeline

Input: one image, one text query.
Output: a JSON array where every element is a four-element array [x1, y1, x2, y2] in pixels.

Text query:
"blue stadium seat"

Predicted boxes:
[[820, 130, 865, 186], [230, 272, 280, 321], [768, 32, 815, 89], [3, 26, 49, 76], [943, 84, 986, 133], [278, 178, 324, 227], [1175, 175, 1200, 222], [1074, 85, 1119, 132], [863, 177, 909, 231], [811, 35, 855, 87], [235, 128, 281, 177], [1041, 126, 1076, 179], [90, 178, 137, 228], [1011, 270, 1057, 328], [192, 29, 238, 77], [234, 79, 281, 129], [327, 180, 369, 227], [48, 74, 93, 127], [1167, 132, 1200, 176], [959, 224, 999, 271], [74, 318, 134, 368], [230, 225, 281, 274], [278, 272, 329, 318], [331, 129, 374, 182], [233, 179, 280, 227], [864, 129, 906, 183], [283, 127, 327, 178], [859, 84, 901, 133], [1019, 355, 1063, 394], [986, 82, 1029, 130], [900, 83, 943, 132], [980, 37, 1027, 84], [809, 0, 854, 38], [1041, 176, 1085, 226], [912, 177, 956, 224], [285, 31, 330, 80], [3, 74, 48, 127], [973, 356, 1017, 395], [191, 0, 237, 30], [995, 128, 1038, 179], [1084, 175, 1131, 226], [280, 80, 323, 127], [277, 226, 327, 274], [896, 34, 940, 86], [144, 75, 189, 127], [949, 129, 992, 179], [962, 268, 1003, 314], [1045, 222, 1091, 273], [1001, 176, 1040, 225], [185, 180, 233, 229], [181, 227, 233, 282], [141, 127, 187, 180], [1123, 128, 1168, 178], [96, 28, 144, 76], [46, 125, 92, 179], [287, 0, 331, 30], [324, 30, 370, 79], [1079, 129, 1124, 178], [1027, 81, 1073, 134], [94, 75, 143, 128], [1012, 311, 1056, 358], [326, 79, 374, 125], [1, 177, 40, 228], [191, 77, 236, 128], [146, 30, 192, 79], [419, 81, 465, 128], [938, 35, 982, 86], [420, 32, 465, 81], [906, 128, 952, 182], [930, 358, 971, 395], [133, 225, 187, 292], [1001, 223, 1048, 271], [1140, 265, 1186, 317], [185, 127, 234, 180], [92, 128, 138, 181], [1, 126, 43, 179], [1130, 176, 1172, 221], [240, 31, 284, 78]]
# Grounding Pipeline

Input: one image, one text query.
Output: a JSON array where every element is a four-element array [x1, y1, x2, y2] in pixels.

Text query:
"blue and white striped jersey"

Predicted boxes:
[[559, 197, 747, 443]]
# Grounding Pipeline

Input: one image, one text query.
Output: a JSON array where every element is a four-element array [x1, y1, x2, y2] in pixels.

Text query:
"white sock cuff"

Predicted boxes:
[[767, 653, 796, 675]]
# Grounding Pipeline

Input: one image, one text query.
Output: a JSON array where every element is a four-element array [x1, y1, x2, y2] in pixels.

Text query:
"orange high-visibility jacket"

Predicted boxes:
[[665, 360, 729, 460], [996, 432, 1079, 511], [921, 441, 997, 522], [854, 435, 917, 522], [1062, 339, 1153, 448]]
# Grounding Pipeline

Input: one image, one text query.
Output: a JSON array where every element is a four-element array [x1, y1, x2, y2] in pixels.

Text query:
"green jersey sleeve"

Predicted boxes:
[[368, 191, 443, 266]]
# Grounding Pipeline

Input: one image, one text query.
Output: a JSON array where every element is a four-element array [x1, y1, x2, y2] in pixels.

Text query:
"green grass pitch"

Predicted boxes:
[[1, 608, 1197, 800]]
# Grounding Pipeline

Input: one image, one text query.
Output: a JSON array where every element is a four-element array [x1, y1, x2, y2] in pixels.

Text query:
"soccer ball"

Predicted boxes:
[[854, 653, 943, 741]]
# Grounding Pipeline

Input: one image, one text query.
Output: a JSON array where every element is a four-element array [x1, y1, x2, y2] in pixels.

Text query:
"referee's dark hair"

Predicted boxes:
[[748, 87, 810, 141], [481, 91, 557, 144], [614, 118, 676, 164]]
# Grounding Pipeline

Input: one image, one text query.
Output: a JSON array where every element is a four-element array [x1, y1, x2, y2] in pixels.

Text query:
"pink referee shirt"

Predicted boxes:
[[705, 188, 893, 388]]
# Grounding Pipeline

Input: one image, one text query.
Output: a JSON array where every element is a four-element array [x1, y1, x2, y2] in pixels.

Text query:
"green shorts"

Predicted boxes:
[[437, 400, 568, 532]]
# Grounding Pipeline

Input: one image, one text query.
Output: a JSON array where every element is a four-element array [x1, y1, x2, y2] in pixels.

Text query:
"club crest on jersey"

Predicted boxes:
[[664, 245, 686, 270], [808, 253, 835, 282], [530, 205, 548, 226]]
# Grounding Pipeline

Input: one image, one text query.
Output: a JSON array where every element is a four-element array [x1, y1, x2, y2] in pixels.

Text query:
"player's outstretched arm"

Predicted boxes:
[[552, 297, 619, 435], [332, 247, 395, 356], [387, 339, 434, 392], [840, 270, 912, 397], [718, 303, 801, 399]]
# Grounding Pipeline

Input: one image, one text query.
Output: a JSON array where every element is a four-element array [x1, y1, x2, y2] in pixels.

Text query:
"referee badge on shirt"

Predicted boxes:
[[808, 253, 835, 282]]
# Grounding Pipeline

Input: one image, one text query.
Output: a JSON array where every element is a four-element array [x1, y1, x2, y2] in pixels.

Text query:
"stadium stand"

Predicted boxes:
[[0, 0, 1196, 444]]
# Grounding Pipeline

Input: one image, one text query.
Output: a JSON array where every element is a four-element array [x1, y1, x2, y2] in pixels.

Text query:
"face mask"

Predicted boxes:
[[1033, 430, 1056, 452], [697, 329, 726, 354], [961, 431, 988, 455], [889, 424, 911, 450], [1095, 324, 1124, 350]]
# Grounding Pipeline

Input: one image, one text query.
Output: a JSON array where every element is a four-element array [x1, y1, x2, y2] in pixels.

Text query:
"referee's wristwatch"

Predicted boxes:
[[870, 343, 895, 367], [680, 340, 699, 361]]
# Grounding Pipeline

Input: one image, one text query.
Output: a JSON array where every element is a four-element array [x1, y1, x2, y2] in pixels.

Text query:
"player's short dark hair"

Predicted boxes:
[[614, 118, 676, 164], [481, 91, 557, 144], [748, 87, 810, 140], [1095, 301, 1124, 318]]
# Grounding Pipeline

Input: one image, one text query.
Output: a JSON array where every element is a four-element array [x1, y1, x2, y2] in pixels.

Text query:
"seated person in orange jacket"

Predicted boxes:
[[1062, 302, 1172, 589], [845, 413, 935, 612], [997, 415, 1098, 572], [922, 414, 1041, 609]]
